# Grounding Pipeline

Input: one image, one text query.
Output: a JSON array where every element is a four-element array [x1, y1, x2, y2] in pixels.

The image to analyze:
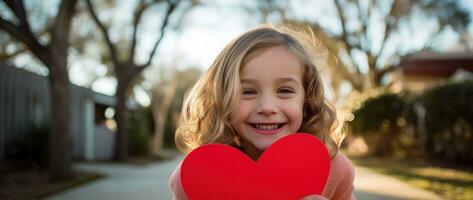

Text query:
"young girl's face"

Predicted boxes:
[[231, 45, 305, 157]]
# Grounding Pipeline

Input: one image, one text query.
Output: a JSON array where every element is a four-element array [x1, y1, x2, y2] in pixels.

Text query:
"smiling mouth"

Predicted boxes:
[[249, 123, 285, 131]]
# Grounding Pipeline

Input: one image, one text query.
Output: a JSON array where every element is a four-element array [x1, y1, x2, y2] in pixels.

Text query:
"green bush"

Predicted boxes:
[[420, 81, 473, 166], [348, 93, 415, 157], [127, 107, 153, 156], [347, 81, 473, 166], [163, 110, 177, 149], [6, 123, 49, 169]]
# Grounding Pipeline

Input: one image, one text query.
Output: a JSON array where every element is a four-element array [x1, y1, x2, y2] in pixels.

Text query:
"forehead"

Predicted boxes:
[[240, 46, 303, 81]]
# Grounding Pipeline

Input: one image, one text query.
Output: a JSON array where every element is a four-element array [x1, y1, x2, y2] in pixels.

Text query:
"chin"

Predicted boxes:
[[254, 140, 277, 151]]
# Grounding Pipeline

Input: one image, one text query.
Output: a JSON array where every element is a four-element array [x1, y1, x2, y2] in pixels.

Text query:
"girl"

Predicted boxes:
[[169, 24, 356, 200]]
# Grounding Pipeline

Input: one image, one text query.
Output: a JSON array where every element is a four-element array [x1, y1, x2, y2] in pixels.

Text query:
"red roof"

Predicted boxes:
[[401, 52, 473, 77]]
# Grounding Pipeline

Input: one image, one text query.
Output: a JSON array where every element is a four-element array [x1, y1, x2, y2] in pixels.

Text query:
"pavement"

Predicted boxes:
[[353, 166, 443, 200], [44, 155, 180, 200], [44, 154, 444, 200]]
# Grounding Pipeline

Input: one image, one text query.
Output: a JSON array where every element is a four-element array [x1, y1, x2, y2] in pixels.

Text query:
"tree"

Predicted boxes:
[[150, 67, 200, 155], [150, 69, 178, 156], [253, 0, 471, 94], [327, 0, 470, 91], [0, 0, 78, 181], [85, 0, 191, 160]]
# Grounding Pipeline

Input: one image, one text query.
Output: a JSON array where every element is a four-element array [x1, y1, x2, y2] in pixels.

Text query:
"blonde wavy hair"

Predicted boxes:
[[175, 23, 340, 158]]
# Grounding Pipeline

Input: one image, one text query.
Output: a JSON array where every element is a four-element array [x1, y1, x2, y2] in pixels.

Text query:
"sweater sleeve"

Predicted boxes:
[[321, 152, 356, 200], [169, 161, 189, 200], [300, 194, 330, 200]]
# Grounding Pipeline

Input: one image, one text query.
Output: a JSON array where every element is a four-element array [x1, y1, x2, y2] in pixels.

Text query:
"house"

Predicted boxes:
[[398, 51, 473, 92], [0, 63, 138, 162]]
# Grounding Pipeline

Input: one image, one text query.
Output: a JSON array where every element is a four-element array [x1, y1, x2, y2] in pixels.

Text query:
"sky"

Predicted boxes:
[[4, 0, 473, 106]]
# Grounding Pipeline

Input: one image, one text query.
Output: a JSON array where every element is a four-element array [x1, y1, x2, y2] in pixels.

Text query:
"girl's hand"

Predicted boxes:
[[299, 194, 328, 200]]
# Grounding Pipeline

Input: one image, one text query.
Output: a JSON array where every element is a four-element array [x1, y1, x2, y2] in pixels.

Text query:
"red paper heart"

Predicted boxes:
[[181, 133, 330, 200]]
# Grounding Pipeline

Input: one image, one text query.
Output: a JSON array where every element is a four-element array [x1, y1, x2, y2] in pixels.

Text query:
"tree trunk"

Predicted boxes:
[[152, 113, 166, 156], [151, 83, 177, 156], [114, 81, 129, 161], [46, 53, 73, 181], [0, 0, 78, 181]]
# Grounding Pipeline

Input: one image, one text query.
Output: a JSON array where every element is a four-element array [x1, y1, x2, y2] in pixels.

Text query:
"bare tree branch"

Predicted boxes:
[[377, 0, 400, 62], [333, 0, 367, 74], [1, 0, 79, 67], [140, 0, 179, 70], [0, 17, 23, 38], [333, 0, 363, 58], [333, 0, 348, 44], [346, 49, 362, 74], [0, 16, 45, 60], [3, 0, 30, 29], [422, 18, 454, 50], [336, 59, 364, 91], [0, 0, 41, 51], [354, 0, 373, 52], [0, 44, 27, 60], [130, 0, 152, 63], [0, 25, 54, 61], [377, 64, 397, 78], [85, 0, 118, 64]]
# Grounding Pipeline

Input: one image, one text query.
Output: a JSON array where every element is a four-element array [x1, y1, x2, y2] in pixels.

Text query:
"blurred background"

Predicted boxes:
[[0, 0, 472, 199]]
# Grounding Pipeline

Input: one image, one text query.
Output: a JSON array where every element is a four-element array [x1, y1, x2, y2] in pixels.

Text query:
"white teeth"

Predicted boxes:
[[255, 124, 279, 130]]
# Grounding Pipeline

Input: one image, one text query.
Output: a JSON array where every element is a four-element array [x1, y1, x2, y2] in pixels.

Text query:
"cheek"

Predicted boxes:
[[286, 100, 304, 123], [231, 101, 252, 122], [289, 106, 304, 121]]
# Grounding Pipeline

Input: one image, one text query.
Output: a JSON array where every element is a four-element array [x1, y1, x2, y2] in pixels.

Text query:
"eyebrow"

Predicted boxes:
[[240, 77, 301, 85]]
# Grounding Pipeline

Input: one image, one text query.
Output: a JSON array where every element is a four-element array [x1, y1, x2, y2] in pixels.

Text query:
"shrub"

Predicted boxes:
[[6, 123, 49, 169], [163, 110, 178, 149], [127, 107, 153, 156], [420, 81, 473, 166], [348, 93, 415, 157]]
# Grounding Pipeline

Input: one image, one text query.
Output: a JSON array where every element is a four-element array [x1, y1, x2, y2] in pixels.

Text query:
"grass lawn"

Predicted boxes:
[[349, 155, 473, 200], [0, 167, 102, 199]]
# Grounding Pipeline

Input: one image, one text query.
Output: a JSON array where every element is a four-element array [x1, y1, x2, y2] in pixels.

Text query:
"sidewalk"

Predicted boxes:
[[44, 156, 181, 200], [354, 166, 443, 200], [45, 155, 444, 200]]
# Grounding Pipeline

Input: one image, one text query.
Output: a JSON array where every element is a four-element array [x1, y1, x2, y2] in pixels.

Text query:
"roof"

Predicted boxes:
[[1, 63, 140, 109], [402, 51, 473, 61], [400, 51, 473, 77]]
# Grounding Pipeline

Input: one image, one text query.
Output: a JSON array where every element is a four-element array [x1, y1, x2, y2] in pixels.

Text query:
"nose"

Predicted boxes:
[[256, 94, 277, 116]]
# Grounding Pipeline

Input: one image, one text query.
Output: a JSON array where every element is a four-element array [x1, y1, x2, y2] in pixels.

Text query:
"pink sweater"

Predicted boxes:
[[169, 152, 356, 200]]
